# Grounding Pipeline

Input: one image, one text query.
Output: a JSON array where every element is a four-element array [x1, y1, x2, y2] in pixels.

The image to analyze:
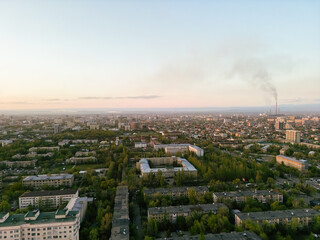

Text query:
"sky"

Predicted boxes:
[[0, 0, 319, 110]]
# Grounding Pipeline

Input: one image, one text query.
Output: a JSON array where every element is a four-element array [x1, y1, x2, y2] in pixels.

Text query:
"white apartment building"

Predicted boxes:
[[0, 209, 80, 240], [19, 190, 79, 209]]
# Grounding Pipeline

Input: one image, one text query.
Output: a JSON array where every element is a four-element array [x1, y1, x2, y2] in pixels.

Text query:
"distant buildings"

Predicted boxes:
[[1, 159, 37, 168], [53, 124, 61, 134], [274, 120, 284, 131], [235, 209, 320, 227], [110, 186, 129, 240], [19, 189, 79, 209], [137, 157, 197, 178], [154, 144, 204, 157], [22, 174, 74, 188], [135, 142, 147, 148], [66, 156, 97, 164], [286, 130, 301, 143], [213, 190, 283, 204], [148, 203, 226, 222], [276, 155, 308, 172]]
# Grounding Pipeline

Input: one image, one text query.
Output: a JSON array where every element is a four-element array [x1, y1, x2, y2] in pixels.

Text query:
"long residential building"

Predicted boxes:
[[148, 203, 226, 222], [66, 156, 97, 164], [235, 209, 320, 227], [155, 231, 261, 240], [213, 190, 283, 203], [19, 189, 79, 209], [0, 209, 80, 240], [23, 174, 74, 188], [154, 144, 204, 157], [110, 186, 129, 240], [1, 160, 37, 168], [276, 155, 308, 172], [137, 157, 197, 178], [144, 186, 209, 199]]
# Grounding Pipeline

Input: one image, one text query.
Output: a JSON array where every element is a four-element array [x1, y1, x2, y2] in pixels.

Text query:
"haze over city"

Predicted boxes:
[[0, 0, 319, 111]]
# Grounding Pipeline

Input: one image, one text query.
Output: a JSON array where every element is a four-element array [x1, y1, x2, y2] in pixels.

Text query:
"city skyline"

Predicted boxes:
[[0, 1, 319, 110]]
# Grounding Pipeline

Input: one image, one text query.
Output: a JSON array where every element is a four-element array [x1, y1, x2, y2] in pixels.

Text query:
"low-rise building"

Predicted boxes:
[[135, 142, 147, 148], [23, 174, 74, 188], [2, 159, 37, 168], [110, 186, 129, 240], [276, 155, 308, 172], [144, 186, 209, 199], [213, 190, 283, 203], [154, 144, 204, 157], [148, 203, 226, 222], [155, 231, 261, 240], [19, 189, 79, 209], [66, 156, 97, 164], [136, 157, 197, 178], [235, 209, 320, 227]]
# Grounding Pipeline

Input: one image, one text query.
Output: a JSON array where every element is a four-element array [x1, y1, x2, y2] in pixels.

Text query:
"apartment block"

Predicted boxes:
[[19, 189, 79, 209], [154, 144, 204, 157], [148, 203, 226, 222], [2, 160, 37, 168], [66, 156, 97, 164], [235, 209, 320, 227], [137, 157, 197, 178], [144, 186, 209, 199], [155, 231, 261, 240], [276, 155, 308, 172], [213, 190, 283, 203], [23, 174, 74, 188], [286, 130, 301, 143], [0, 209, 80, 240], [110, 186, 129, 240]]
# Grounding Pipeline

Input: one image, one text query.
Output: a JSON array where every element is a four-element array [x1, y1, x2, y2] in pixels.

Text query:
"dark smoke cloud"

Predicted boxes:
[[229, 58, 278, 101]]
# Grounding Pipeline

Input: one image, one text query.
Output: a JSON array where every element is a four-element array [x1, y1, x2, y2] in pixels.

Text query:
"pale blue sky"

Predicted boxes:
[[0, 0, 319, 109]]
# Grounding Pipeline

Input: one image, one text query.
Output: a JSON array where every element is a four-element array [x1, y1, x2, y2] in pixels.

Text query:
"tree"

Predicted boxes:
[[100, 213, 113, 236], [147, 219, 158, 237], [89, 228, 99, 240]]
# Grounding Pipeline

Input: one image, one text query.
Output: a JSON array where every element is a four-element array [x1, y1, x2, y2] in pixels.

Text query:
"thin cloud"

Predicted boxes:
[[78, 95, 161, 100], [0, 101, 31, 105], [281, 98, 304, 103]]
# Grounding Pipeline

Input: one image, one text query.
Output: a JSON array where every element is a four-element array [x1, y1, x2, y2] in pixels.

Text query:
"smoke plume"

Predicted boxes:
[[229, 58, 278, 102]]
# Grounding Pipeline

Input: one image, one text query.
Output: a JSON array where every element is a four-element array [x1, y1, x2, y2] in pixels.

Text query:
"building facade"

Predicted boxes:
[[235, 209, 320, 227], [23, 174, 74, 188], [148, 203, 226, 222], [286, 130, 301, 143], [276, 155, 308, 172], [144, 186, 209, 199], [136, 157, 197, 178], [0, 209, 80, 240], [213, 190, 283, 204], [19, 189, 79, 209]]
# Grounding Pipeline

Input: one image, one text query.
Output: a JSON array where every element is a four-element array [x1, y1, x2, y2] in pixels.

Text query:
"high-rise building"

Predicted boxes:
[[54, 124, 61, 134], [286, 130, 301, 143], [274, 120, 284, 130]]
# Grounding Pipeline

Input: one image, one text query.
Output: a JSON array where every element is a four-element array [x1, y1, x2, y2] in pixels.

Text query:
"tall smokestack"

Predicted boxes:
[[276, 98, 278, 115]]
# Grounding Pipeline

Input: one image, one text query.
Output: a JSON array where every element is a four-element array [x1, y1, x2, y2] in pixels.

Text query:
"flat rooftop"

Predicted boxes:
[[144, 186, 209, 195], [0, 211, 78, 227], [155, 231, 261, 240], [236, 209, 319, 221], [214, 190, 281, 198], [20, 189, 78, 198], [23, 174, 73, 182], [149, 203, 226, 216]]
